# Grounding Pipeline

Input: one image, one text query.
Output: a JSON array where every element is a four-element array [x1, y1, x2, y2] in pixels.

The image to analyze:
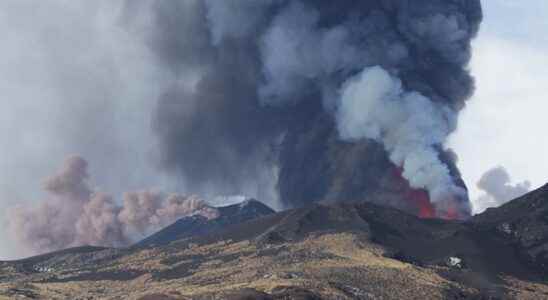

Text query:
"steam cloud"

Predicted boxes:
[[7, 156, 218, 256], [123, 0, 482, 218], [475, 166, 531, 213]]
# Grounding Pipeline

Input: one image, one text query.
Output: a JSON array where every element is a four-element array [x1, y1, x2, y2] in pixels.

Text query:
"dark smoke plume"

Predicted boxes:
[[7, 156, 218, 256], [475, 166, 531, 213], [124, 0, 482, 219]]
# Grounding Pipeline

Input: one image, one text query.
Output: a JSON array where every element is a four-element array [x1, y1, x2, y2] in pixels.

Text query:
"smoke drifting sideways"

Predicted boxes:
[[0, 0, 182, 259], [474, 166, 531, 213], [124, 0, 482, 219], [6, 156, 219, 257]]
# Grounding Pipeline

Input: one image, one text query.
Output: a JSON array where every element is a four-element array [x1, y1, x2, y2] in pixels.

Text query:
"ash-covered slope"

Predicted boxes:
[[165, 200, 543, 283], [473, 183, 548, 276], [2, 186, 548, 299], [135, 199, 275, 248], [129, 184, 548, 296]]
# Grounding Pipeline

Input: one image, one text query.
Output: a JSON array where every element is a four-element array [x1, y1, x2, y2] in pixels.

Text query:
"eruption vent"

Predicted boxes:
[[123, 0, 482, 219]]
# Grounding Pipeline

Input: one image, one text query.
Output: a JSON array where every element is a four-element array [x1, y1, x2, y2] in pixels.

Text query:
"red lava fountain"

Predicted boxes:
[[439, 202, 461, 221], [393, 167, 462, 220], [406, 188, 436, 219], [407, 188, 464, 220]]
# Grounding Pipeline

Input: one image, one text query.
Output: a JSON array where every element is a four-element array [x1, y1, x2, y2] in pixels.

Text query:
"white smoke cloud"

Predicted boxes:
[[474, 166, 531, 213], [336, 66, 466, 212]]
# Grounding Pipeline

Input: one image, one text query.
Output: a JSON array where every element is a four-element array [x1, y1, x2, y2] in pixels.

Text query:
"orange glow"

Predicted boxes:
[[393, 167, 436, 219], [392, 166, 464, 220], [407, 188, 435, 219], [441, 203, 460, 220]]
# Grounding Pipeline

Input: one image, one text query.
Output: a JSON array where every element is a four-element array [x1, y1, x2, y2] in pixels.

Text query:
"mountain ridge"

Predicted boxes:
[[2, 185, 548, 299], [134, 199, 276, 248]]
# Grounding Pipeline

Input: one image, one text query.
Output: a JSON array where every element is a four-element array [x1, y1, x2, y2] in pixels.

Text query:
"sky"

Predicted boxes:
[[449, 0, 548, 212], [1, 1, 547, 259]]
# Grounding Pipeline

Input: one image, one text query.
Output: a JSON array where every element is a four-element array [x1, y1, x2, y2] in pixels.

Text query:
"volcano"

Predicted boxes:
[[2, 184, 548, 299]]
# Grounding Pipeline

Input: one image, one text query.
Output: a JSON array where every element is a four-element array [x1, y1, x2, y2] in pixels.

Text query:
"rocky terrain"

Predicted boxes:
[[2, 186, 548, 299]]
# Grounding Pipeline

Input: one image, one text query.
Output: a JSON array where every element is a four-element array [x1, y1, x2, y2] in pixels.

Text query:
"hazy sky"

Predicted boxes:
[[449, 0, 548, 212], [1, 1, 547, 259], [0, 1, 175, 259]]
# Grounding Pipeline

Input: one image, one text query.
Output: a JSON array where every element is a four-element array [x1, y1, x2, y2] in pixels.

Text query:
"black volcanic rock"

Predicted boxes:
[[146, 195, 547, 290], [260, 202, 537, 282], [473, 183, 548, 276], [163, 203, 373, 248], [135, 186, 548, 284], [135, 199, 276, 248], [256, 203, 372, 244]]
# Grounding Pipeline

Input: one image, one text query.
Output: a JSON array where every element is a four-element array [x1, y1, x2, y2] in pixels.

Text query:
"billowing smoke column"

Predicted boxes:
[[336, 67, 467, 217], [122, 0, 482, 218], [124, 0, 482, 219], [7, 156, 218, 256]]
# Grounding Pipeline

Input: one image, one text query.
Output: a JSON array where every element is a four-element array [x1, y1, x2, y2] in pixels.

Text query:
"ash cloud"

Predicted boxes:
[[6, 156, 218, 256], [124, 0, 482, 218], [475, 166, 531, 213], [2, 0, 484, 258]]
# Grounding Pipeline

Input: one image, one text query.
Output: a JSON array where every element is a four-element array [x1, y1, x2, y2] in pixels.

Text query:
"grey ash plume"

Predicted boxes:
[[124, 0, 482, 218], [475, 166, 531, 213]]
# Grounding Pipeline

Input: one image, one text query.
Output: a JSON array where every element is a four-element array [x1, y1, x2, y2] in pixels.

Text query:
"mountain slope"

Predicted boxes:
[[2, 187, 548, 299], [473, 183, 548, 276], [135, 199, 275, 248]]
